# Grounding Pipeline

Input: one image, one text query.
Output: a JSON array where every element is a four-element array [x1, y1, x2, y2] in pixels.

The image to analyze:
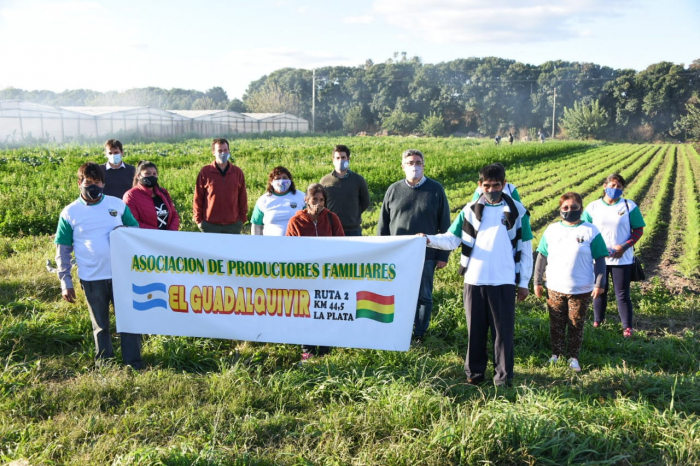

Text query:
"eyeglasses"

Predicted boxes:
[[404, 161, 424, 167]]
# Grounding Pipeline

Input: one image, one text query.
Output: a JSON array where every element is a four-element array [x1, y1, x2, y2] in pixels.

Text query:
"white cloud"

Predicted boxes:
[[343, 15, 376, 24], [372, 0, 632, 43]]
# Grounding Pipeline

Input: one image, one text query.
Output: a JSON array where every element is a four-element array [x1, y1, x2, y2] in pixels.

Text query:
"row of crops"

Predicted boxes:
[[0, 137, 698, 279]]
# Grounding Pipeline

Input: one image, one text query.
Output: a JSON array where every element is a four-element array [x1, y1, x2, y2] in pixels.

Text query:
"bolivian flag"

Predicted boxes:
[[356, 291, 395, 323]]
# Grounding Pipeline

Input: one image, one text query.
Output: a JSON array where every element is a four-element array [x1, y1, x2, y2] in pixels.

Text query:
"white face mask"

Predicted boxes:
[[272, 179, 291, 193], [215, 153, 230, 164], [106, 152, 122, 165], [404, 165, 423, 180], [334, 160, 349, 172]]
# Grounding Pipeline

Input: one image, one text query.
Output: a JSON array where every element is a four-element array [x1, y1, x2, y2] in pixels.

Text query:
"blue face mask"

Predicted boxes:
[[605, 187, 623, 199]]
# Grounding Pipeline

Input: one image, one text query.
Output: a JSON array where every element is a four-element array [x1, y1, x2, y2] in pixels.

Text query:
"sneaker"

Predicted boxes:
[[623, 328, 634, 338], [300, 352, 314, 363], [568, 358, 581, 372], [593, 321, 601, 328], [548, 355, 559, 364]]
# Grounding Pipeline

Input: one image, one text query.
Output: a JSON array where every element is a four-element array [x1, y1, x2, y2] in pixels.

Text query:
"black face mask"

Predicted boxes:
[[139, 175, 158, 187], [81, 184, 103, 201], [561, 209, 582, 222], [483, 190, 502, 204]]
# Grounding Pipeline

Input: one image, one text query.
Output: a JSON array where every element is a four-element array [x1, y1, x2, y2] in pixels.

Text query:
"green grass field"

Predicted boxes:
[[1, 137, 699, 465]]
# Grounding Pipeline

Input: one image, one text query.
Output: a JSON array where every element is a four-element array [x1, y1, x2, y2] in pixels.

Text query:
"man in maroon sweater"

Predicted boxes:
[[193, 138, 248, 234]]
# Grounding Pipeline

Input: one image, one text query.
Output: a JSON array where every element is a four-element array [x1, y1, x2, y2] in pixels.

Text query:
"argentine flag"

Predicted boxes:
[[132, 283, 168, 311]]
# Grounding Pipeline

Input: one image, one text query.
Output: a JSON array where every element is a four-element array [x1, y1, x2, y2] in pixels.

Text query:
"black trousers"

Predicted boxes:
[[592, 264, 634, 329], [463, 284, 516, 385]]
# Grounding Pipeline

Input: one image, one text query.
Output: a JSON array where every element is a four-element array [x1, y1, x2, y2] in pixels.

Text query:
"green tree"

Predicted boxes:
[[245, 82, 302, 115], [226, 98, 246, 113], [343, 105, 367, 134], [381, 99, 419, 135], [418, 113, 445, 136], [561, 99, 609, 139], [671, 99, 700, 139], [191, 97, 216, 110]]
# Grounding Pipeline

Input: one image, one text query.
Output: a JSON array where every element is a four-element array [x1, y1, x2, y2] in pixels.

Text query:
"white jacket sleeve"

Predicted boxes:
[[426, 232, 462, 251]]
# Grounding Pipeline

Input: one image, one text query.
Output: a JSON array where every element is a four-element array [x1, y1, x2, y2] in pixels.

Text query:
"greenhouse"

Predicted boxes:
[[62, 106, 192, 139], [242, 113, 309, 133], [0, 101, 310, 143], [169, 110, 259, 135], [0, 100, 97, 143]]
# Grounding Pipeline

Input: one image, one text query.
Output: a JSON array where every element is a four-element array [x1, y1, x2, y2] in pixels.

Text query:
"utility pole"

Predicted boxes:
[[312, 68, 316, 133], [551, 86, 557, 139]]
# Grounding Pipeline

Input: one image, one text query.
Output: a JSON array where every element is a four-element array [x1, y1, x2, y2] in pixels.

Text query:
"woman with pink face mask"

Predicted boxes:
[[250, 166, 305, 236]]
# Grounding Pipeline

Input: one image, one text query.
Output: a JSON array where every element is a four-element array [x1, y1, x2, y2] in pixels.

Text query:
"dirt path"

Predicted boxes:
[[639, 146, 698, 293]]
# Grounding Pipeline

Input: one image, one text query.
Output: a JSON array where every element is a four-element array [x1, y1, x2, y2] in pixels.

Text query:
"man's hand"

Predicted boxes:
[[436, 260, 448, 269], [534, 285, 544, 298], [415, 233, 430, 244], [62, 288, 76, 303], [591, 287, 604, 299], [517, 287, 529, 302]]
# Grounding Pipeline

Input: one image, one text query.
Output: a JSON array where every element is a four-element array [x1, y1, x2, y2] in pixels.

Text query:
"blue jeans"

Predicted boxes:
[[414, 259, 437, 338]]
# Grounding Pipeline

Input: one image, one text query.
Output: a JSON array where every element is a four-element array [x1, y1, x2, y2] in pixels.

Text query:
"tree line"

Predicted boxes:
[[3, 54, 700, 140]]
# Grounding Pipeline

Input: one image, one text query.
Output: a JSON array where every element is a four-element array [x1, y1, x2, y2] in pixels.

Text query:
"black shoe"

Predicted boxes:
[[466, 375, 486, 385]]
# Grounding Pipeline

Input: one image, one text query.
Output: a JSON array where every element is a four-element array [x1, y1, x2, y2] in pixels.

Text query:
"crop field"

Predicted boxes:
[[0, 137, 699, 465]]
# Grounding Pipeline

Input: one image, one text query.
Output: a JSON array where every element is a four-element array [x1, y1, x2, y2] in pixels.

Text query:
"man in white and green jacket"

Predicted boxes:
[[55, 162, 142, 369], [420, 164, 533, 386]]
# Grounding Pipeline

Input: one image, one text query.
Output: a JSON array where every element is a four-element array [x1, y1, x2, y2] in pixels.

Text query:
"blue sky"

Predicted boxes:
[[1, 0, 698, 99]]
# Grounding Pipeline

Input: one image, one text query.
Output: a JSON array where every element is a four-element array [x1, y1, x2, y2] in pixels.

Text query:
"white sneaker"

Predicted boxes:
[[548, 355, 559, 364], [568, 358, 581, 372]]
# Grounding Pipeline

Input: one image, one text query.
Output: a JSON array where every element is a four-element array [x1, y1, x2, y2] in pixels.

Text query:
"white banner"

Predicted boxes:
[[110, 228, 426, 351]]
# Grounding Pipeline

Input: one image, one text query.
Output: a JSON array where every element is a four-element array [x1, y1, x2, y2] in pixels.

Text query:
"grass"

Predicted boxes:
[[1, 137, 699, 465]]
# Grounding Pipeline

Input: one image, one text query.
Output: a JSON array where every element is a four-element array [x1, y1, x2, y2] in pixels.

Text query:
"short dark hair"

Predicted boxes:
[[333, 144, 351, 159], [479, 164, 506, 183], [305, 183, 327, 204], [77, 162, 104, 184], [559, 192, 583, 207], [266, 166, 297, 195], [104, 139, 123, 152], [211, 138, 229, 152], [603, 173, 626, 188], [133, 160, 158, 187]]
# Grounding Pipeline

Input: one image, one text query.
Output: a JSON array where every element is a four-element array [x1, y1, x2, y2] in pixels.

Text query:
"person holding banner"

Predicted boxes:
[[123, 161, 180, 231], [287, 183, 344, 361], [251, 166, 305, 236], [193, 138, 248, 234], [378, 149, 451, 343], [54, 162, 143, 369], [471, 163, 521, 203], [419, 163, 532, 387]]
